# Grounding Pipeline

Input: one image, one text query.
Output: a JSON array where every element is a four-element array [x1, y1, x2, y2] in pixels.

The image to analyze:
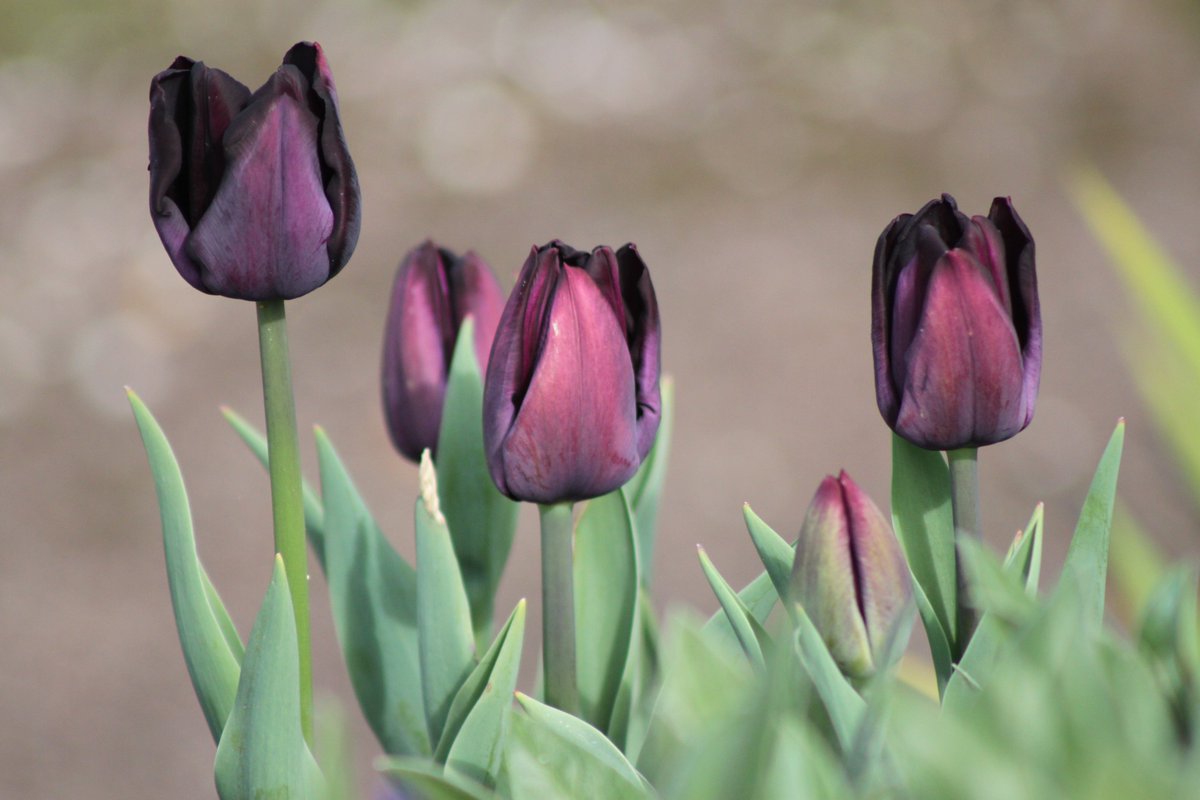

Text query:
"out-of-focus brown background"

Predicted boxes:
[[3, 0, 1200, 796]]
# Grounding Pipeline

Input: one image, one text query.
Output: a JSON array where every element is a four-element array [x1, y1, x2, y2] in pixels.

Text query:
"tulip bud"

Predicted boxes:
[[483, 241, 662, 504], [381, 241, 505, 462], [789, 471, 911, 678], [148, 42, 361, 301], [871, 194, 1042, 450]]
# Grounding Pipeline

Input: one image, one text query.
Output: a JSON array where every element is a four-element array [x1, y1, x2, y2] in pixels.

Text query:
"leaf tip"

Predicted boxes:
[[419, 449, 446, 526]]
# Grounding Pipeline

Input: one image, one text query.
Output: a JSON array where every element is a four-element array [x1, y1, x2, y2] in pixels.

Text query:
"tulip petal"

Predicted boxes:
[[451, 251, 506, 372], [282, 42, 361, 276], [839, 472, 911, 660], [495, 267, 640, 503], [382, 244, 454, 461], [990, 196, 1042, 429], [615, 244, 662, 458], [792, 476, 872, 677], [895, 250, 1026, 449], [965, 216, 1012, 315], [186, 69, 333, 300]]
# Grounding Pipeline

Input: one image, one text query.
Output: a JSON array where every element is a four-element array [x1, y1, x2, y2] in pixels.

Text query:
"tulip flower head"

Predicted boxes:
[[381, 241, 505, 462], [789, 471, 912, 679], [483, 241, 661, 504], [872, 194, 1041, 450], [148, 42, 360, 301]]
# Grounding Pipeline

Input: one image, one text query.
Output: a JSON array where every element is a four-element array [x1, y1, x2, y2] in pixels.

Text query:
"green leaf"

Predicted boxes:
[[909, 573, 953, 697], [1003, 502, 1045, 595], [222, 405, 326, 567], [436, 318, 519, 644], [1055, 420, 1125, 628], [506, 694, 651, 800], [791, 604, 866, 753], [742, 504, 794, 605], [128, 389, 242, 743], [415, 453, 478, 747], [615, 589, 660, 763], [625, 376, 674, 586], [444, 600, 527, 788], [697, 547, 767, 669], [214, 557, 323, 799], [574, 490, 641, 734], [891, 434, 957, 651], [315, 428, 429, 756], [437, 601, 524, 759], [703, 571, 779, 650], [378, 758, 495, 800]]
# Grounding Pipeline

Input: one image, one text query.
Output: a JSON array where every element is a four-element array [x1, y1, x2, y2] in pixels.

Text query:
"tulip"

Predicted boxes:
[[789, 471, 912, 679], [483, 241, 661, 504], [871, 194, 1041, 450], [148, 42, 360, 301]]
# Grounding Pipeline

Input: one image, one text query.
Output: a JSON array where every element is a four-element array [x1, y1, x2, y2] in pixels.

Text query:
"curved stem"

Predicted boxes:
[[256, 299, 313, 744], [539, 502, 579, 715], [948, 447, 980, 660]]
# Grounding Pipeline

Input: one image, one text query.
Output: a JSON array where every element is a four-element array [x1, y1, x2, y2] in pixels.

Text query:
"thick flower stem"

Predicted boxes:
[[256, 299, 313, 745], [948, 447, 980, 660], [539, 502, 579, 715]]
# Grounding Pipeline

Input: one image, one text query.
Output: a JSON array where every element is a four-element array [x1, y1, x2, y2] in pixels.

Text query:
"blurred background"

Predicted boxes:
[[3, 0, 1200, 796]]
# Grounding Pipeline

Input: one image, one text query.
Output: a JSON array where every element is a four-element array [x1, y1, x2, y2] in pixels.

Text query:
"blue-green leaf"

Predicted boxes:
[[128, 389, 241, 743], [891, 434, 956, 648], [791, 604, 866, 753], [742, 504, 794, 606], [703, 570, 780, 650], [378, 758, 495, 800], [436, 318, 519, 645], [1003, 502, 1045, 596], [221, 406, 326, 567], [1056, 420, 1125, 628], [625, 376, 674, 586], [445, 600, 527, 787], [574, 490, 641, 734], [417, 453, 478, 747], [908, 572, 953, 697], [698, 547, 767, 669], [315, 428, 428, 756], [506, 694, 651, 800], [214, 557, 323, 799], [437, 601, 525, 760]]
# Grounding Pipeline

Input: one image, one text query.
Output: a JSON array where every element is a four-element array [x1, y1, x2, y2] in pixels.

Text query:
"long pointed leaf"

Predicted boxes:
[[316, 428, 428, 756], [698, 547, 767, 669], [742, 504, 794, 605], [129, 389, 241, 743], [214, 557, 322, 799], [575, 491, 641, 734], [1056, 420, 1125, 628], [791, 604, 866, 753], [436, 318, 519, 644], [221, 406, 326, 567], [445, 601, 527, 787], [625, 376, 674, 586], [891, 435, 956, 647]]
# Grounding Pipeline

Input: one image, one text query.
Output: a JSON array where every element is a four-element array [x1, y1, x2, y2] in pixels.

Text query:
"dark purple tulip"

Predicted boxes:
[[871, 194, 1041, 450], [789, 471, 912, 678], [148, 42, 360, 301], [381, 241, 505, 462], [483, 241, 661, 504]]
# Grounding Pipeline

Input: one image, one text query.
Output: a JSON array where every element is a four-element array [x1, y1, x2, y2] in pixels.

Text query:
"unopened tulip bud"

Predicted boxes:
[[148, 42, 360, 301], [381, 241, 505, 462], [790, 471, 911, 678], [872, 194, 1041, 450], [483, 240, 661, 504]]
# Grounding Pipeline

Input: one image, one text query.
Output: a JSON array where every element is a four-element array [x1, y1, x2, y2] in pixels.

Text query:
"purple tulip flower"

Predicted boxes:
[[790, 471, 912, 678], [483, 241, 661, 504], [148, 42, 360, 301], [381, 241, 505, 462], [872, 194, 1041, 450]]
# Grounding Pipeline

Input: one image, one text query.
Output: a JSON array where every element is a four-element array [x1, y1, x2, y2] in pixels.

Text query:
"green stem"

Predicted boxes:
[[539, 502, 579, 715], [256, 299, 313, 745], [948, 447, 980, 660]]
